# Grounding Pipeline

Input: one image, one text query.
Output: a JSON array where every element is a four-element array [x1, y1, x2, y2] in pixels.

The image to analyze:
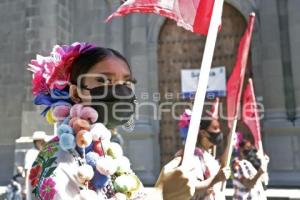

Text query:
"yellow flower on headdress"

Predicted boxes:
[[46, 109, 56, 124]]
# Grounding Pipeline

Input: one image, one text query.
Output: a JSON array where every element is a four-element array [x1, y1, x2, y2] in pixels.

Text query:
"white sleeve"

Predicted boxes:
[[24, 150, 38, 170]]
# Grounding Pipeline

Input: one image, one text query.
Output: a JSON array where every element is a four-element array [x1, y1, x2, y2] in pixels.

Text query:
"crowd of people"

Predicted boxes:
[[6, 42, 269, 200]]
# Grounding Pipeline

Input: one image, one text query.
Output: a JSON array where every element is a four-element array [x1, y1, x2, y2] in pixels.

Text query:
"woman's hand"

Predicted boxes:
[[214, 167, 231, 183], [155, 157, 196, 200], [259, 154, 269, 173]]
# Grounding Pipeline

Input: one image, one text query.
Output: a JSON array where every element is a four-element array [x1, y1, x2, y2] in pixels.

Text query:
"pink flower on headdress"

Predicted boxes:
[[28, 42, 95, 96], [178, 109, 192, 128]]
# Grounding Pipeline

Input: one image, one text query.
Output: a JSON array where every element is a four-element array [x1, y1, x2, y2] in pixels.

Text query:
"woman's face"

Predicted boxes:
[[206, 119, 221, 133], [200, 119, 222, 149], [75, 56, 133, 103], [241, 141, 252, 159]]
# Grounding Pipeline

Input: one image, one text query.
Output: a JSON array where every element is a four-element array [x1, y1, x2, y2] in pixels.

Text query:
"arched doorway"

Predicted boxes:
[[158, 3, 252, 166]]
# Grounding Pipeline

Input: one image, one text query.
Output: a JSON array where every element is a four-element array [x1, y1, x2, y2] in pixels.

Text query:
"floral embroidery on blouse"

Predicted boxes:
[[30, 136, 59, 199]]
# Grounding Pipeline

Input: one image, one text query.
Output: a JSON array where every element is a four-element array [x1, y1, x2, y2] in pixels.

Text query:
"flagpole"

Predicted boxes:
[[220, 109, 239, 191], [221, 13, 256, 191], [182, 0, 224, 166], [249, 78, 269, 185]]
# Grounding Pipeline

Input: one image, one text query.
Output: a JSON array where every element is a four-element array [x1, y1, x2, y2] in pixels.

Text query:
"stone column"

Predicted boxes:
[[0, 0, 27, 184], [259, 0, 288, 124], [288, 0, 300, 125], [259, 0, 300, 186], [117, 14, 160, 185]]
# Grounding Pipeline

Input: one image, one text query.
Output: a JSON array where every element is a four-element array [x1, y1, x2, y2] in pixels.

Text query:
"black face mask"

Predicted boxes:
[[243, 148, 261, 170], [88, 85, 136, 129], [206, 130, 223, 145]]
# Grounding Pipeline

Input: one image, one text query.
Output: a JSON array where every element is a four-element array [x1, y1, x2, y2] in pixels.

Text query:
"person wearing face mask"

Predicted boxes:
[[27, 43, 196, 200], [232, 139, 268, 200], [177, 111, 231, 200]]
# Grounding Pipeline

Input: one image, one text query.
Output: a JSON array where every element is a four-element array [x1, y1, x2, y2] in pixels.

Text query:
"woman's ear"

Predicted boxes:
[[69, 84, 81, 103]]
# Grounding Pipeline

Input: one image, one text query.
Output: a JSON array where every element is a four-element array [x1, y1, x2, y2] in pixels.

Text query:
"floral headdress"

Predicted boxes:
[[28, 42, 95, 116], [178, 109, 192, 142]]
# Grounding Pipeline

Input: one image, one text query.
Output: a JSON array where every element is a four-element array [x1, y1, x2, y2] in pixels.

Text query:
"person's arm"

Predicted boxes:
[[219, 134, 230, 167], [239, 168, 264, 190], [195, 167, 230, 194]]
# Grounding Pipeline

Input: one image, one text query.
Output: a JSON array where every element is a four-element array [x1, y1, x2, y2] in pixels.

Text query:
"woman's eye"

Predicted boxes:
[[124, 81, 131, 85], [96, 77, 112, 84]]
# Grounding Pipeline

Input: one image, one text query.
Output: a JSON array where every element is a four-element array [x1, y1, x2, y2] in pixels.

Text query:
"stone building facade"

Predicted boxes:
[[0, 0, 299, 187]]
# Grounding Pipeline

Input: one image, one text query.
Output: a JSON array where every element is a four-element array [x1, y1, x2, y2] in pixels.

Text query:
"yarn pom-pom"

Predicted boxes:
[[73, 119, 90, 134], [115, 156, 131, 173], [90, 123, 111, 141], [101, 138, 111, 152], [90, 171, 109, 189], [59, 133, 76, 151], [85, 152, 100, 168], [107, 142, 123, 159], [113, 174, 141, 194], [77, 164, 94, 183], [52, 104, 71, 121], [80, 107, 98, 123], [57, 124, 73, 136], [96, 156, 117, 176], [46, 109, 56, 124], [70, 104, 83, 118], [68, 117, 77, 127], [76, 130, 93, 148], [62, 117, 70, 125]]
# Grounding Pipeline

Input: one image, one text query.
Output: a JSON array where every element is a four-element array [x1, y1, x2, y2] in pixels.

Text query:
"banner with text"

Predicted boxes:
[[181, 66, 226, 99]]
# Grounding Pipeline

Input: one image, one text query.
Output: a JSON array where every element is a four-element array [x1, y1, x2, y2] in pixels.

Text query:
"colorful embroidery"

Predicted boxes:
[[39, 178, 56, 200], [30, 137, 60, 199]]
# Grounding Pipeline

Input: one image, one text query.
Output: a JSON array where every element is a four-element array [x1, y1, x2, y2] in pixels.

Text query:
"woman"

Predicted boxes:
[[232, 139, 268, 200], [178, 110, 231, 200], [28, 43, 195, 200]]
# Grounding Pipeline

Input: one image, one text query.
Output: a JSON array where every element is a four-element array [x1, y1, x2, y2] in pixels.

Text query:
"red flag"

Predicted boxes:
[[242, 79, 261, 149], [106, 0, 216, 35], [226, 13, 255, 128]]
